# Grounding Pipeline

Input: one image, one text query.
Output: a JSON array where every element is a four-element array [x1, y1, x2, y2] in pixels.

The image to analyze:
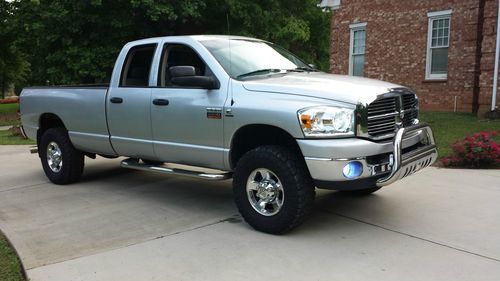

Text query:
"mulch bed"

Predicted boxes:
[[0, 97, 19, 104]]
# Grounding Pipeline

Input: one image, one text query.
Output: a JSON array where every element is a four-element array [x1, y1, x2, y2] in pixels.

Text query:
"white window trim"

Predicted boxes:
[[425, 10, 452, 80], [427, 9, 452, 18], [349, 22, 367, 76]]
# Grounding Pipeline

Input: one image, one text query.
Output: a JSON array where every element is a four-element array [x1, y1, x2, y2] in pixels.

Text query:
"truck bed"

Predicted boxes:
[[25, 84, 109, 89], [20, 86, 115, 155]]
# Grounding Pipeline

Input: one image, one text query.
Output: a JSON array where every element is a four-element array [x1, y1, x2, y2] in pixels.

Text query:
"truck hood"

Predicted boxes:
[[242, 72, 405, 105]]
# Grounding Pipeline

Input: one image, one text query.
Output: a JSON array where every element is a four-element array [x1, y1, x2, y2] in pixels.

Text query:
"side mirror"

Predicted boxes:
[[169, 66, 219, 90]]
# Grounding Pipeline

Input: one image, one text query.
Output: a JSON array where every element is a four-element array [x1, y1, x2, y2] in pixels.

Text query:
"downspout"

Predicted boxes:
[[492, 0, 500, 112]]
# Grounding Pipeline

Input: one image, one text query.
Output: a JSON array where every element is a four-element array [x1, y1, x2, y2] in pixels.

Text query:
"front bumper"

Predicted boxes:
[[299, 123, 437, 190]]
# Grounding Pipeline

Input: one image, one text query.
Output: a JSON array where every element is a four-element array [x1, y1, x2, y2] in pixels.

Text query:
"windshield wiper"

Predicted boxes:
[[292, 67, 318, 72], [236, 68, 284, 79]]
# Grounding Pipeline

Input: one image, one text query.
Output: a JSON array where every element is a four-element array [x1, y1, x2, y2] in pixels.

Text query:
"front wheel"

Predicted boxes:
[[40, 128, 84, 184], [233, 145, 315, 234]]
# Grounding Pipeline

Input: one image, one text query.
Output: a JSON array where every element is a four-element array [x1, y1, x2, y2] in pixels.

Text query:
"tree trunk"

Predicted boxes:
[[1, 75, 5, 100]]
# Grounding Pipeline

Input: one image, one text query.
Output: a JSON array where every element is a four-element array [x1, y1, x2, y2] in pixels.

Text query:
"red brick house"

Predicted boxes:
[[324, 0, 499, 116]]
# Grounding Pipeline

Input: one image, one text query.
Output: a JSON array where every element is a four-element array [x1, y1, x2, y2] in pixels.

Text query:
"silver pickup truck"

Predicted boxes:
[[20, 35, 437, 234]]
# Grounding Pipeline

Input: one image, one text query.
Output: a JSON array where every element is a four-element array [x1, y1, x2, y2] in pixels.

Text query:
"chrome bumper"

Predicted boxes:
[[302, 123, 437, 190], [376, 123, 437, 187]]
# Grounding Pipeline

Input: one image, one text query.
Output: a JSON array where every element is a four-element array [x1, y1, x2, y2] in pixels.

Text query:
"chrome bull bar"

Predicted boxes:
[[376, 123, 438, 187]]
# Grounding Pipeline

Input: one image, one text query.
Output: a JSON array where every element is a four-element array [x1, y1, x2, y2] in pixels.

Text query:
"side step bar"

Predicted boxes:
[[120, 158, 233, 181]]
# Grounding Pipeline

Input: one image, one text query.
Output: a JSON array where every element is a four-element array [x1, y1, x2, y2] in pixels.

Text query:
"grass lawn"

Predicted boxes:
[[419, 111, 500, 158], [0, 232, 25, 281], [0, 103, 35, 145], [0, 103, 20, 126], [0, 130, 35, 145]]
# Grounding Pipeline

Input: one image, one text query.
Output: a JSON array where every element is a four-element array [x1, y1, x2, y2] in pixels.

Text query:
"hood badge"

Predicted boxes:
[[395, 95, 405, 130]]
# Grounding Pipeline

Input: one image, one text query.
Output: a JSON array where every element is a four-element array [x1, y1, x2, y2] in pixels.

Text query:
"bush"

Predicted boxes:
[[441, 131, 500, 168]]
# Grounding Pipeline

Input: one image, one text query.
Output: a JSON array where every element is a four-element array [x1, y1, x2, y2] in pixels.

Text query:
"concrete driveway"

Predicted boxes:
[[0, 145, 499, 281]]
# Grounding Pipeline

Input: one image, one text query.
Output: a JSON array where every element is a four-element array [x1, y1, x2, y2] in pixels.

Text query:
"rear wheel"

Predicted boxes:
[[40, 128, 84, 184], [233, 145, 315, 234]]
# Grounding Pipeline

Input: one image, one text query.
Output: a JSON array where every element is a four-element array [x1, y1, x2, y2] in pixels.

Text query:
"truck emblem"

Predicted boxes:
[[206, 108, 222, 119], [399, 110, 405, 120]]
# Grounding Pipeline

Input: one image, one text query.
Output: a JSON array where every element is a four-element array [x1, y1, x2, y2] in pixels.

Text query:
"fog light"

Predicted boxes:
[[342, 161, 363, 179]]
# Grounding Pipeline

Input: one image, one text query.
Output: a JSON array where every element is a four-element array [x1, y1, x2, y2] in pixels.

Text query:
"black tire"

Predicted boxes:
[[233, 145, 315, 234], [337, 186, 382, 196], [39, 128, 84, 185]]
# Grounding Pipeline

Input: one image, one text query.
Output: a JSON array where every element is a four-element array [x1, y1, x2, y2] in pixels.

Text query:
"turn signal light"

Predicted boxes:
[[300, 114, 312, 129]]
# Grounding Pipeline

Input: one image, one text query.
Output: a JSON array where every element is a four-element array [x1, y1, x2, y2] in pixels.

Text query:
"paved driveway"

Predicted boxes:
[[0, 145, 499, 281]]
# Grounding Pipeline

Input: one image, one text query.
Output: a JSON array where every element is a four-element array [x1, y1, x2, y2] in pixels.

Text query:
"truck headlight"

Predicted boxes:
[[298, 106, 355, 137]]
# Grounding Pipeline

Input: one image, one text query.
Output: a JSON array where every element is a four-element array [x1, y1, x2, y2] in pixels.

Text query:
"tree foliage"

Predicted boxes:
[[3, 0, 330, 87], [203, 0, 331, 71], [0, 1, 29, 97]]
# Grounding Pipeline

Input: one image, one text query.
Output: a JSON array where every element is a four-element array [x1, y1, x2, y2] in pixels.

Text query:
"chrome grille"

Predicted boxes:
[[367, 97, 397, 136], [366, 92, 418, 138]]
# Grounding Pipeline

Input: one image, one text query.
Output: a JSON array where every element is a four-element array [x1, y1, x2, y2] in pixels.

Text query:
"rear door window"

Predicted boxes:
[[120, 44, 156, 87]]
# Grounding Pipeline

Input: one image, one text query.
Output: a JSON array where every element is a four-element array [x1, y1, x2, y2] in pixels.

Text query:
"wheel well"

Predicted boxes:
[[37, 113, 66, 145], [230, 125, 303, 169]]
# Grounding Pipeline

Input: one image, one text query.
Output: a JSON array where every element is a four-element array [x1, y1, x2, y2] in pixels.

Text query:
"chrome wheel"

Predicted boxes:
[[46, 141, 63, 173], [246, 168, 284, 216]]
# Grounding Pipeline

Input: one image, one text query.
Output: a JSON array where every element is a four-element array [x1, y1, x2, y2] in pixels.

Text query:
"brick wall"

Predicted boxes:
[[478, 0, 499, 114], [330, 0, 499, 114]]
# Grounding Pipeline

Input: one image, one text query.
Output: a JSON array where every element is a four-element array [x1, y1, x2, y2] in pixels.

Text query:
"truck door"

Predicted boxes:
[[150, 43, 227, 169], [107, 43, 157, 159]]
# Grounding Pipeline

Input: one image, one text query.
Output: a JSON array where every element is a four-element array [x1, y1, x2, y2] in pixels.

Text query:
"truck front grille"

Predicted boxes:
[[367, 97, 397, 136], [402, 94, 418, 127], [366, 92, 418, 138]]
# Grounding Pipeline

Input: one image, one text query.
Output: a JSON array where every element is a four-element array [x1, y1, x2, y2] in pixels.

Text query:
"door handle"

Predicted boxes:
[[153, 99, 169, 106], [110, 97, 123, 104]]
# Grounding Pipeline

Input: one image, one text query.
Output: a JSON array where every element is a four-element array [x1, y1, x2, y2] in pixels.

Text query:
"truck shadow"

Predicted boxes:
[[292, 190, 399, 235], [75, 158, 394, 234]]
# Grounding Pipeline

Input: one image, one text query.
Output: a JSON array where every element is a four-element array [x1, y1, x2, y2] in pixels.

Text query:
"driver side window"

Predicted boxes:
[[158, 44, 212, 88]]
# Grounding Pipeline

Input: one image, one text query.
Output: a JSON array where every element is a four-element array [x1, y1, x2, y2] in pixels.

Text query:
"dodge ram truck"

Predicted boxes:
[[20, 35, 437, 234]]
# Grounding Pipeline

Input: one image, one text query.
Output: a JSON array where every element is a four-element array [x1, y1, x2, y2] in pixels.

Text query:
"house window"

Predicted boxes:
[[349, 22, 367, 77], [426, 10, 452, 80]]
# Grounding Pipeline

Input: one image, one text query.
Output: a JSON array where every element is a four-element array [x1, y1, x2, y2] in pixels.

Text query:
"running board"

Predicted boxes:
[[29, 146, 38, 154], [120, 158, 232, 181]]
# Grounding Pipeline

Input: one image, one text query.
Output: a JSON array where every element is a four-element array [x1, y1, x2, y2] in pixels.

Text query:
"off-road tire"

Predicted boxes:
[[233, 145, 315, 234], [40, 128, 84, 184]]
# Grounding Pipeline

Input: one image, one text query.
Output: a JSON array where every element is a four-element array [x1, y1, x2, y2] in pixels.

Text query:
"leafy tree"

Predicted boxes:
[[4, 0, 330, 86], [202, 0, 331, 70], [0, 1, 29, 97], [8, 0, 208, 85]]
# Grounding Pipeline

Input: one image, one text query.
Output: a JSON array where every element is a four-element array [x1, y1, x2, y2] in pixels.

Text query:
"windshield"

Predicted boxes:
[[200, 38, 311, 79]]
